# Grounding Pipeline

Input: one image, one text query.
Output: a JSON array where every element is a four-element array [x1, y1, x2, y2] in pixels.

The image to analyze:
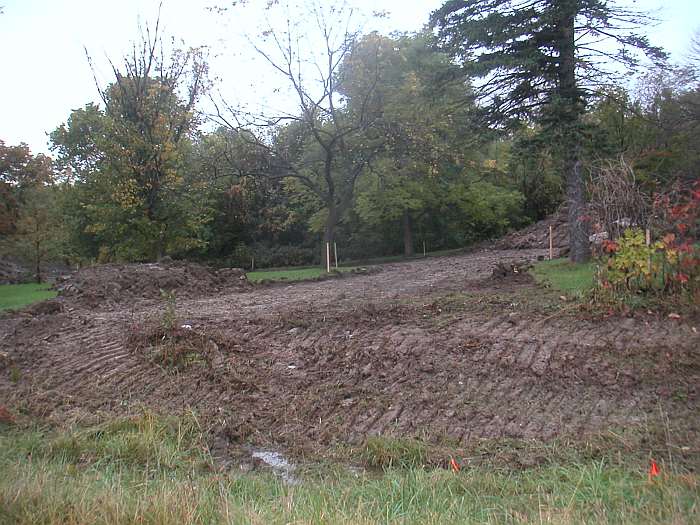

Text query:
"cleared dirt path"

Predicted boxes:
[[1, 248, 698, 454]]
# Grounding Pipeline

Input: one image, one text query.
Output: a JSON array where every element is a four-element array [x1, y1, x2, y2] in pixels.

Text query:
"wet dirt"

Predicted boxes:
[[53, 261, 250, 308], [1, 248, 698, 463]]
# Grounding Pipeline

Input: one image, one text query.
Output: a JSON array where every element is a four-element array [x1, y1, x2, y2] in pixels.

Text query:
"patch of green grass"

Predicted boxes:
[[1, 414, 698, 524], [1, 411, 209, 471], [531, 258, 597, 297], [0, 282, 57, 310], [247, 266, 357, 283]]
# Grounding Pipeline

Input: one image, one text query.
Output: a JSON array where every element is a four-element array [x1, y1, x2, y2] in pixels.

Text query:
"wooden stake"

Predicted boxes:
[[334, 242, 338, 269], [251, 256, 255, 271], [549, 225, 553, 260], [646, 228, 652, 274], [326, 242, 331, 273], [423, 241, 426, 257]]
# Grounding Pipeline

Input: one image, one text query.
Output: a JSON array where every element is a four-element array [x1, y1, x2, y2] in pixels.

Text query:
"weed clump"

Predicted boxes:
[[127, 291, 223, 368], [360, 436, 429, 469]]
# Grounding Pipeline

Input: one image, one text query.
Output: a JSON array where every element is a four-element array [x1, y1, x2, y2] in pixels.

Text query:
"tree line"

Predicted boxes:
[[1, 1, 698, 277]]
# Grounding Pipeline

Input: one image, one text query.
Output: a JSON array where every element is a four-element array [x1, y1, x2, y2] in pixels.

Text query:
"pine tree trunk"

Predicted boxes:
[[565, 157, 591, 263], [558, 1, 590, 263], [402, 209, 414, 257]]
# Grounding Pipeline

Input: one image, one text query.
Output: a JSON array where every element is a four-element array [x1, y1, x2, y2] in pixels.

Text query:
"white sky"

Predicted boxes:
[[0, 0, 697, 154]]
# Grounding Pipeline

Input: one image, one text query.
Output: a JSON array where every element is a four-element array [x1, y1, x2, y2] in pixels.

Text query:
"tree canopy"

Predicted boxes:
[[4, 1, 692, 274], [430, 0, 667, 261]]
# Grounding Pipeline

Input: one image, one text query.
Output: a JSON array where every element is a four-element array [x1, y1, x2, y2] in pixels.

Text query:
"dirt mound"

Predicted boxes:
[[495, 207, 569, 253], [54, 261, 251, 307], [25, 299, 64, 316], [490, 261, 533, 281], [0, 257, 31, 284]]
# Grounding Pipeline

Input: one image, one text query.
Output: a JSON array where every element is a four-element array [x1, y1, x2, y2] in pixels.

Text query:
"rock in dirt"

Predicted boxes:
[[491, 261, 532, 280], [0, 405, 15, 424], [0, 351, 12, 370], [54, 261, 251, 307]]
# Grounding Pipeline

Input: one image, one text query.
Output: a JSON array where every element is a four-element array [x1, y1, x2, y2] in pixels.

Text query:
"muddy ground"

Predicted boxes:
[[1, 248, 699, 467]]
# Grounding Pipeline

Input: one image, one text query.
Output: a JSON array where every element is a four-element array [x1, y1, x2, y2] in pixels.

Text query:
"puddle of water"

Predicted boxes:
[[251, 450, 300, 485]]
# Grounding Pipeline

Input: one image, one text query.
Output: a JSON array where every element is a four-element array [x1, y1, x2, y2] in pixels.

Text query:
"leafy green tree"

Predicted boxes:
[[0, 140, 65, 281], [586, 69, 699, 192], [52, 24, 211, 261], [431, 0, 666, 262], [505, 131, 562, 222], [347, 33, 486, 255], [10, 184, 66, 282], [630, 68, 700, 186], [0, 140, 53, 236], [190, 127, 311, 263]]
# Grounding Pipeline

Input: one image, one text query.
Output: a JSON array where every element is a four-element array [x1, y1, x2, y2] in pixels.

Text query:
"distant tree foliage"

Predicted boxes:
[[213, 2, 388, 268], [0, 141, 53, 237], [0, 141, 64, 281], [6, 3, 694, 270], [431, 0, 666, 262], [51, 20, 210, 262]]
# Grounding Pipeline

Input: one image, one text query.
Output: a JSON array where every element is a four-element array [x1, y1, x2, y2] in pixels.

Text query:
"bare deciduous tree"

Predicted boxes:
[[213, 2, 385, 268]]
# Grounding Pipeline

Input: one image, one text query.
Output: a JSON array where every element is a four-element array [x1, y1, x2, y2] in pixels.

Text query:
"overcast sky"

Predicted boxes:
[[0, 0, 697, 154]]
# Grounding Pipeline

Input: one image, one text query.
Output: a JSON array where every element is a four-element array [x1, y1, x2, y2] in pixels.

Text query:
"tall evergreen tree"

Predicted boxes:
[[431, 0, 665, 262]]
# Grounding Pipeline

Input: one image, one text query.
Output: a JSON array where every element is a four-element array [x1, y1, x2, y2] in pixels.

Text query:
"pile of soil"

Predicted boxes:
[[54, 261, 251, 307], [0, 257, 72, 285], [0, 257, 31, 284], [495, 207, 569, 253], [490, 261, 533, 283]]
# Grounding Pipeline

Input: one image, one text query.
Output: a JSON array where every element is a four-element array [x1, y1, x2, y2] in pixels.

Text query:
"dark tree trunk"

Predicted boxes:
[[321, 203, 338, 270], [558, 1, 590, 263], [34, 242, 42, 283], [402, 209, 414, 257], [565, 157, 591, 263]]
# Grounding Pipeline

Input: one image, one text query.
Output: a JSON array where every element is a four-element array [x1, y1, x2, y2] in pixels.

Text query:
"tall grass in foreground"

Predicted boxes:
[[0, 414, 698, 524]]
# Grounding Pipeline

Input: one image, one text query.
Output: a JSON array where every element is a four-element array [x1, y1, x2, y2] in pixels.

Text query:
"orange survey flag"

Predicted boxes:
[[648, 460, 660, 481]]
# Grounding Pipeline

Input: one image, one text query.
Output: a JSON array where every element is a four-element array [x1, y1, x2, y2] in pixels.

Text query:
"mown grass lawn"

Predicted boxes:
[[247, 266, 357, 283], [0, 282, 57, 311], [531, 258, 597, 297], [0, 413, 697, 525]]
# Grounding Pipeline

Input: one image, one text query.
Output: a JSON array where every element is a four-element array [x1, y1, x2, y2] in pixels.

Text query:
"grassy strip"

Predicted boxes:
[[0, 282, 57, 310], [1, 414, 697, 524], [531, 258, 596, 297], [247, 266, 357, 283]]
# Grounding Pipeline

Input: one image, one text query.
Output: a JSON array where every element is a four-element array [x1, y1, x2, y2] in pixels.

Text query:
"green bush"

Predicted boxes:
[[597, 227, 700, 306]]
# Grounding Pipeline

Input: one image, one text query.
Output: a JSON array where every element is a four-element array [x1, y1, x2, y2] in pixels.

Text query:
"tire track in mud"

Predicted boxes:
[[1, 249, 699, 449], [281, 313, 700, 444]]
